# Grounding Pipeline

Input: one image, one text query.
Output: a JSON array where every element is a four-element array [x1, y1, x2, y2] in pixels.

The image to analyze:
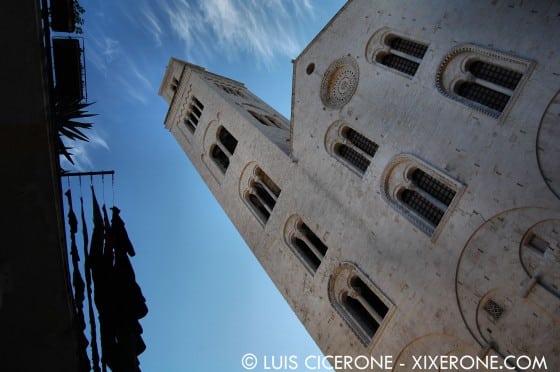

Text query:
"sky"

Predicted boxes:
[[59, 1, 346, 371]]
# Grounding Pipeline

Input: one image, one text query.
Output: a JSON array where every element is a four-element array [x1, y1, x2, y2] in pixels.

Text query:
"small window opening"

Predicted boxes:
[[380, 54, 420, 76], [341, 275, 389, 340], [306, 63, 315, 75], [293, 237, 321, 272], [210, 126, 238, 174], [210, 145, 229, 172], [183, 96, 204, 133], [218, 127, 238, 154], [288, 219, 329, 274], [248, 193, 270, 222], [411, 169, 456, 206], [245, 167, 281, 225], [399, 189, 444, 226], [343, 294, 379, 339], [335, 144, 371, 173], [526, 234, 549, 255], [377, 36, 427, 76], [456, 82, 510, 113], [483, 299, 504, 321], [389, 37, 428, 59], [468, 61, 522, 91], [344, 127, 379, 157]]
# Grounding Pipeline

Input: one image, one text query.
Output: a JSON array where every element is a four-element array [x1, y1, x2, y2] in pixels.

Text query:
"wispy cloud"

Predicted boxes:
[[61, 130, 110, 172], [141, 4, 163, 47], [160, 0, 314, 66], [87, 34, 122, 74]]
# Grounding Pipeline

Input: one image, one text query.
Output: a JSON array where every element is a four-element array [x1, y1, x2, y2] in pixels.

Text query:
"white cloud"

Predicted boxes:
[[61, 130, 110, 172], [161, 0, 314, 66], [87, 35, 122, 74], [141, 4, 164, 46]]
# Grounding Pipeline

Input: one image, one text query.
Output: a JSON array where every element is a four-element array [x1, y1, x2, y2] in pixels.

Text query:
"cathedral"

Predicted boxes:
[[159, 0, 560, 370]]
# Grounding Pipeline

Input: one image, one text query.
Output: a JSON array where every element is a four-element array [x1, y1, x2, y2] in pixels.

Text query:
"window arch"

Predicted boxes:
[[329, 263, 393, 346], [182, 96, 204, 133], [325, 121, 379, 176], [284, 215, 329, 275], [436, 44, 533, 118], [210, 126, 238, 174], [366, 28, 428, 77], [239, 164, 281, 226], [381, 155, 464, 239]]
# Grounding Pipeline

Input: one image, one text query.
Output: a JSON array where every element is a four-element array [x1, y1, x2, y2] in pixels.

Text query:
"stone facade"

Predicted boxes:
[[160, 1, 560, 370]]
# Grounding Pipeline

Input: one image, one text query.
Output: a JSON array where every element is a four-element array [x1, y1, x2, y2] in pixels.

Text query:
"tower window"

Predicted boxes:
[[210, 145, 229, 172], [284, 215, 329, 274], [244, 167, 281, 225], [210, 126, 238, 174], [329, 263, 393, 346], [327, 122, 378, 176], [436, 45, 532, 118], [184, 96, 204, 133], [376, 35, 428, 77], [248, 110, 283, 128]]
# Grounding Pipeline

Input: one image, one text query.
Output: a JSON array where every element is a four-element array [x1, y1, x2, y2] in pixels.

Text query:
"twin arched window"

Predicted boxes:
[[436, 45, 532, 118], [326, 121, 379, 176], [210, 126, 238, 174], [382, 155, 463, 238]]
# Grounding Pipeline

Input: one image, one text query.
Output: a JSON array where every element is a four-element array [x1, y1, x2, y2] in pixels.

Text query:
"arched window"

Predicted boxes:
[[382, 155, 463, 239], [326, 121, 379, 176], [436, 45, 532, 118], [183, 96, 204, 133], [284, 215, 329, 274], [366, 28, 428, 77], [329, 263, 393, 346], [209, 126, 238, 174], [241, 165, 281, 226]]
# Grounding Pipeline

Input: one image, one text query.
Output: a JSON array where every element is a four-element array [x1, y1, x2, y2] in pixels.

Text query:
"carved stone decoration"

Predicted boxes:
[[320, 57, 359, 109]]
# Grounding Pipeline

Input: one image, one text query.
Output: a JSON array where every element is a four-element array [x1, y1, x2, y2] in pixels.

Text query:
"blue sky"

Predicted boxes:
[[61, 1, 346, 371]]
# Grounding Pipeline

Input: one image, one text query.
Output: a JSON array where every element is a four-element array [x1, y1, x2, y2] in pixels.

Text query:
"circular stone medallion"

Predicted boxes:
[[320, 57, 359, 109]]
